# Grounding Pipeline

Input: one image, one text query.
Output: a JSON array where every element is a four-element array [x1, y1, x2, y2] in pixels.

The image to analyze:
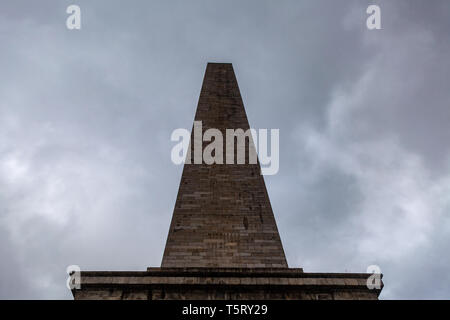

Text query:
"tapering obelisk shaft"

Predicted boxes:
[[161, 63, 287, 268]]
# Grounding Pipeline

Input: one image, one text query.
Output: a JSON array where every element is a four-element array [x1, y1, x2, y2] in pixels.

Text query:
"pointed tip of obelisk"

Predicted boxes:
[[207, 62, 233, 66], [206, 62, 234, 74]]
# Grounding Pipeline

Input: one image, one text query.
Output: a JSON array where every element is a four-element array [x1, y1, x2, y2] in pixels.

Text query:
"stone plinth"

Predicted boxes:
[[72, 268, 382, 300]]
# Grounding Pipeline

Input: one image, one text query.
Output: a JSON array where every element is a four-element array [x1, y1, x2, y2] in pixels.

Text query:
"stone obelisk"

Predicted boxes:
[[162, 63, 287, 269], [71, 63, 383, 300]]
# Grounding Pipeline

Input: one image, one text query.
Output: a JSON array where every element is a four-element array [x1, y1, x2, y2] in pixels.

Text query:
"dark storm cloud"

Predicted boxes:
[[0, 0, 449, 299]]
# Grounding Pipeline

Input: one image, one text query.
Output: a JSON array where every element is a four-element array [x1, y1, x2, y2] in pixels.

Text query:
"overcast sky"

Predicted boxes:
[[1, 0, 449, 299]]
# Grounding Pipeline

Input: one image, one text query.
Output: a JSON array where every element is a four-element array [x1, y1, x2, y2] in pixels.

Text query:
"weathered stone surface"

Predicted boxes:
[[161, 63, 287, 268]]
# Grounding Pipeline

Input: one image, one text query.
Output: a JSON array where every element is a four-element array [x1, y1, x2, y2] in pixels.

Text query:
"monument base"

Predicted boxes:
[[71, 268, 382, 300]]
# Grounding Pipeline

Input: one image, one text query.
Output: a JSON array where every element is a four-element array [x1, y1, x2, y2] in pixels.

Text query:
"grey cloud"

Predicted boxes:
[[0, 0, 449, 299]]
